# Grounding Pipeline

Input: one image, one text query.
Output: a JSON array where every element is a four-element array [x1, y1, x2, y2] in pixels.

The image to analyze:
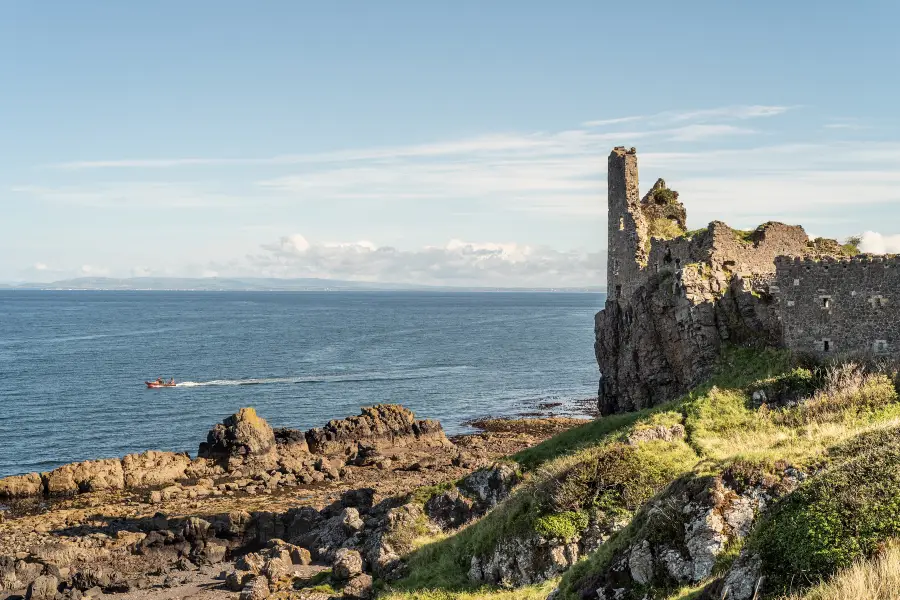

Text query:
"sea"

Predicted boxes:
[[0, 291, 603, 479]]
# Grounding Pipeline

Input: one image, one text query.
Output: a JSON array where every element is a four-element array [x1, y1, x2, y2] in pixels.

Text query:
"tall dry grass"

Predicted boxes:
[[786, 542, 900, 600]]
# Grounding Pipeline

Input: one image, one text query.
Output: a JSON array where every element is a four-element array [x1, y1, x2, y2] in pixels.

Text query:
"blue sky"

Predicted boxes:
[[2, 1, 899, 285]]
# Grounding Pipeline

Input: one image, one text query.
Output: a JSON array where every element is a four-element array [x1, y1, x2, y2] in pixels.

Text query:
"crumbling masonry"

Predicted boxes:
[[596, 147, 896, 414]]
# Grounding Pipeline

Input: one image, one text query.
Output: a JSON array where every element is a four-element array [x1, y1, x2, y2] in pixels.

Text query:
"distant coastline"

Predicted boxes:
[[0, 276, 605, 293]]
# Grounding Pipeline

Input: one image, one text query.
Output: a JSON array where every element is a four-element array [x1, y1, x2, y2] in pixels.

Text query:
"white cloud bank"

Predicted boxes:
[[243, 234, 603, 287], [859, 231, 900, 255]]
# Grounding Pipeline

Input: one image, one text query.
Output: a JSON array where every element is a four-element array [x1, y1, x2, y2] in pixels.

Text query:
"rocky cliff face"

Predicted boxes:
[[595, 261, 781, 414], [596, 212, 843, 413]]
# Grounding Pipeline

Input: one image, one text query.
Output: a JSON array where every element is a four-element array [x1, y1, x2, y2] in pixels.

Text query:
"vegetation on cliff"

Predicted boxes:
[[384, 347, 900, 600]]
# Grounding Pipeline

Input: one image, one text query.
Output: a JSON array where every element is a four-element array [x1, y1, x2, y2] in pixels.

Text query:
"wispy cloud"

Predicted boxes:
[[50, 104, 785, 172], [16, 104, 900, 229], [11, 182, 251, 208], [666, 104, 793, 122]]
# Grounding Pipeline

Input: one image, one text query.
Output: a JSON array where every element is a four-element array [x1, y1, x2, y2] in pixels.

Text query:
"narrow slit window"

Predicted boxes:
[[824, 340, 831, 352]]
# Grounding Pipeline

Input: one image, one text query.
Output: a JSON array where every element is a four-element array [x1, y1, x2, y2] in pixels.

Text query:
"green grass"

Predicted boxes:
[[750, 426, 900, 594], [512, 408, 650, 471], [382, 346, 900, 599], [648, 216, 686, 241]]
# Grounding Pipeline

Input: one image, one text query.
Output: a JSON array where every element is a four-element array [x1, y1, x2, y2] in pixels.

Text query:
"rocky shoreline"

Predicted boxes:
[[0, 404, 586, 600]]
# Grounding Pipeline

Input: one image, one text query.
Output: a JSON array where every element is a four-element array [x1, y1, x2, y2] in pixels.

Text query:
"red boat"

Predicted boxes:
[[146, 379, 177, 388]]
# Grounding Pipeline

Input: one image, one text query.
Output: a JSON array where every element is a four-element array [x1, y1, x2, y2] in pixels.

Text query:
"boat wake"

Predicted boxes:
[[174, 365, 471, 388]]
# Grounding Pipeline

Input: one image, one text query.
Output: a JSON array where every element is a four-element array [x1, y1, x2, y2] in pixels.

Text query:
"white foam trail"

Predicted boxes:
[[173, 366, 471, 388]]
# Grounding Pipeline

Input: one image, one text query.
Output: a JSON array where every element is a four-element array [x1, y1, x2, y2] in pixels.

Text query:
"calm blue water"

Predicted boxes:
[[0, 291, 602, 478]]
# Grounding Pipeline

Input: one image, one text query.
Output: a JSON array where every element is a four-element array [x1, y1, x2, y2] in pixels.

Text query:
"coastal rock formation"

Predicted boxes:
[[45, 458, 125, 494], [199, 407, 279, 473], [305, 404, 449, 459], [469, 534, 581, 587], [122, 451, 192, 488], [0, 473, 43, 498], [566, 467, 803, 599], [0, 404, 453, 503]]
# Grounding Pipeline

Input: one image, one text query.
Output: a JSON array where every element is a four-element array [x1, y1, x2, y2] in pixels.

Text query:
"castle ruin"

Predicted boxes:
[[596, 147, 890, 414]]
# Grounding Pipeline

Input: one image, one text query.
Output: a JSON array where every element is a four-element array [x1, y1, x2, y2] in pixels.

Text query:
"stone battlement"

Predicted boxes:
[[775, 254, 900, 267]]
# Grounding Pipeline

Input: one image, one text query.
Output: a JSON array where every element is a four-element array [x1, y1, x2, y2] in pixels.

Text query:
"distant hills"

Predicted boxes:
[[1, 276, 605, 293]]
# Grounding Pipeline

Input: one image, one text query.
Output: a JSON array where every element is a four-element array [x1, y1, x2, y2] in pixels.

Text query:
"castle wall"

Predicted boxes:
[[774, 256, 900, 358]]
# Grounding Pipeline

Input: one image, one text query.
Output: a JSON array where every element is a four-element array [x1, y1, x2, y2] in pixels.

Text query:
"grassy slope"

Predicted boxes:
[[381, 348, 900, 599]]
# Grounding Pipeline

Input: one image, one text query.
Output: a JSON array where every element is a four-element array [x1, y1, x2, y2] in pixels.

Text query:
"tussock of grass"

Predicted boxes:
[[378, 580, 558, 600], [648, 216, 685, 240], [513, 409, 649, 471], [783, 541, 900, 600]]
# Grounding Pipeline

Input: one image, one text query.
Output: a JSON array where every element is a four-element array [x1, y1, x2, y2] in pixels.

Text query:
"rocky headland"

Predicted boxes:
[[0, 404, 584, 600]]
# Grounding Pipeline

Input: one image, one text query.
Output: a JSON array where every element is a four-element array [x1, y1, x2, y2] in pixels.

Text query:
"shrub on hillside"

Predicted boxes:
[[749, 427, 900, 594]]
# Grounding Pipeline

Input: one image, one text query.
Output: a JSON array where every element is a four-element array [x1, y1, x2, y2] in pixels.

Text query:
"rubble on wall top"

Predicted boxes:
[[611, 146, 637, 156]]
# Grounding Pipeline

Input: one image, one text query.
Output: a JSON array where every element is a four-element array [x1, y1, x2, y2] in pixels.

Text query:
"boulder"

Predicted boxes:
[[332, 548, 364, 582], [342, 573, 374, 599], [235, 552, 266, 575], [45, 459, 124, 494], [225, 569, 252, 592], [239, 577, 270, 600], [122, 451, 191, 488], [457, 462, 519, 512], [305, 405, 450, 459], [262, 556, 291, 583], [265, 539, 311, 565], [425, 488, 474, 529], [199, 407, 278, 473], [26, 575, 59, 600], [0, 473, 44, 498], [468, 534, 579, 587]]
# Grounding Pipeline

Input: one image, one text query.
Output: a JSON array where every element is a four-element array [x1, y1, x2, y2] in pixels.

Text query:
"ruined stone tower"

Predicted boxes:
[[606, 147, 646, 303]]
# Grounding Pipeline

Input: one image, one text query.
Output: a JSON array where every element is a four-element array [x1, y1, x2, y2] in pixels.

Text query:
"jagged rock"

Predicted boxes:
[[570, 469, 797, 598], [342, 573, 374, 599], [627, 423, 686, 445], [457, 462, 519, 512], [182, 517, 212, 543], [265, 539, 311, 565], [628, 540, 654, 585], [121, 450, 191, 488], [0, 473, 44, 498], [305, 404, 449, 459], [469, 534, 579, 587], [332, 548, 364, 582], [203, 541, 228, 563], [424, 488, 474, 529], [226, 569, 252, 592], [235, 552, 266, 575], [240, 576, 270, 600], [359, 502, 434, 580], [25, 575, 58, 600], [199, 407, 279, 473], [45, 459, 124, 494], [262, 556, 291, 583], [714, 553, 763, 600]]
